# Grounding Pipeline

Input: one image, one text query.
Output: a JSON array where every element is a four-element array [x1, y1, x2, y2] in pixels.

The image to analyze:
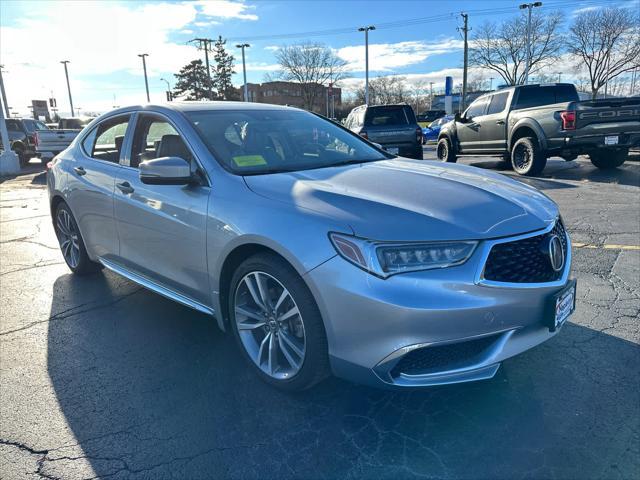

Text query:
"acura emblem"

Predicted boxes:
[[547, 235, 565, 272]]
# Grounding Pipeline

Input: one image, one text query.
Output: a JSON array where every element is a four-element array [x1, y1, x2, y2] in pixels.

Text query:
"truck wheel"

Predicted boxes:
[[12, 146, 27, 167], [589, 149, 628, 169], [437, 137, 457, 163], [511, 137, 547, 176]]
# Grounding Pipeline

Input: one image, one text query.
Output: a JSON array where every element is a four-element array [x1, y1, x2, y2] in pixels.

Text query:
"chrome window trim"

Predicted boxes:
[[473, 219, 572, 289]]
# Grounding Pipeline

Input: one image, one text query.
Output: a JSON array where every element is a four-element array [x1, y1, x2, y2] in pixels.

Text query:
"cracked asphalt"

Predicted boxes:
[[1, 154, 638, 480]]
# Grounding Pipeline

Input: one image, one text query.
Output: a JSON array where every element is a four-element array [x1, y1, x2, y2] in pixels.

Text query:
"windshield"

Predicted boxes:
[[186, 109, 390, 175]]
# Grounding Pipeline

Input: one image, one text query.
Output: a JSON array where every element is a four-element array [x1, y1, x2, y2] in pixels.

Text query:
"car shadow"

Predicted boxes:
[[47, 273, 639, 479], [463, 157, 640, 188]]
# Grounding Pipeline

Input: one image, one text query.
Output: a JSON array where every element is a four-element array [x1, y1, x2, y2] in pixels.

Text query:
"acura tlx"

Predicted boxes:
[[47, 102, 575, 390]]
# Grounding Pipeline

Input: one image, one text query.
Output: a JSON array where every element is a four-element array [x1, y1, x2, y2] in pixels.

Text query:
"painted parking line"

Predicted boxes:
[[572, 242, 640, 251]]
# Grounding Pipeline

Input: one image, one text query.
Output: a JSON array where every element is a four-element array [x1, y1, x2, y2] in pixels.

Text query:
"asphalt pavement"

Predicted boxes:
[[1, 154, 639, 479]]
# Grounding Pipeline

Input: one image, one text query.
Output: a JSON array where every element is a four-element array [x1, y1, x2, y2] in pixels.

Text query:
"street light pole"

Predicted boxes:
[[60, 60, 74, 117], [519, 2, 542, 85], [358, 25, 375, 105], [160, 78, 171, 101], [236, 44, 250, 102], [429, 82, 434, 109], [138, 54, 150, 102], [489, 77, 494, 90]]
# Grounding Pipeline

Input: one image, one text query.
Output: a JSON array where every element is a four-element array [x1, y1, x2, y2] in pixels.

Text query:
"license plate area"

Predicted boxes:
[[604, 135, 619, 145], [546, 279, 577, 332]]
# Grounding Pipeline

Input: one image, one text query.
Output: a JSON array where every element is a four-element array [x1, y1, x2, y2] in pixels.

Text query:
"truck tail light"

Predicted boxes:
[[31, 133, 38, 147], [359, 130, 368, 139], [560, 111, 576, 130]]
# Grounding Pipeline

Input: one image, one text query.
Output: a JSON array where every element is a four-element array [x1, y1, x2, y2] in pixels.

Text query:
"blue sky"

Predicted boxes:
[[0, 0, 636, 116]]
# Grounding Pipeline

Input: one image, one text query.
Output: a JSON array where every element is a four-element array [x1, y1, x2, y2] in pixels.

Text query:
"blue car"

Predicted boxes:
[[422, 115, 454, 143]]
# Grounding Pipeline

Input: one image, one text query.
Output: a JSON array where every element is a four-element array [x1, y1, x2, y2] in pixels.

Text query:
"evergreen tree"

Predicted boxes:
[[172, 59, 211, 100], [211, 36, 238, 100]]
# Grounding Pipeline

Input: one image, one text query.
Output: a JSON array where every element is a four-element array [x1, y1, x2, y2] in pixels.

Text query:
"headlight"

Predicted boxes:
[[329, 233, 477, 278]]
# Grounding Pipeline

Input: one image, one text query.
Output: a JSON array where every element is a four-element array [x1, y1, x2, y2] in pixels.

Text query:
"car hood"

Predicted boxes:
[[244, 159, 558, 241]]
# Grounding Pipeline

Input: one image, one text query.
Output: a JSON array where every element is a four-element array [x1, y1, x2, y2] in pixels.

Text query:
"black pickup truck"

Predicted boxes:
[[437, 84, 640, 175]]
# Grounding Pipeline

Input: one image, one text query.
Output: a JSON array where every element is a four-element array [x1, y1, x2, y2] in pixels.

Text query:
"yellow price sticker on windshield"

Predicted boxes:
[[232, 155, 267, 167]]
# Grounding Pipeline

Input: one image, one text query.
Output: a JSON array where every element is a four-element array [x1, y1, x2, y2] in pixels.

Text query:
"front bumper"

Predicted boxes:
[[305, 227, 572, 389]]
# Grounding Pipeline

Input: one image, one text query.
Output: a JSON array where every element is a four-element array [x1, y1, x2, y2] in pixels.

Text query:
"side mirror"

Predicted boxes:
[[371, 142, 383, 149], [454, 112, 463, 123], [139, 157, 193, 185]]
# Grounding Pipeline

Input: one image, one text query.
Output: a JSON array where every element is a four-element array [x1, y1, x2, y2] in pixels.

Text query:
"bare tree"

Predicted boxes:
[[273, 43, 347, 111], [567, 7, 640, 99], [354, 76, 410, 105], [470, 11, 563, 85]]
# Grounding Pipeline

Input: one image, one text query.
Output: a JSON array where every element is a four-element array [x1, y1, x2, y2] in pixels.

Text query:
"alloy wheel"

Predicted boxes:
[[233, 271, 306, 380], [437, 141, 448, 161], [55, 208, 81, 269]]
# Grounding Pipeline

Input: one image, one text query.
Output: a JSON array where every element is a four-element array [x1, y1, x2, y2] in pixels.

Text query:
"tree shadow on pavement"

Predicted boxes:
[[46, 272, 639, 479]]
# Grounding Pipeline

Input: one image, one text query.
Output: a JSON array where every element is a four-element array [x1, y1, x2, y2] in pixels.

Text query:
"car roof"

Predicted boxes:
[[105, 101, 301, 117]]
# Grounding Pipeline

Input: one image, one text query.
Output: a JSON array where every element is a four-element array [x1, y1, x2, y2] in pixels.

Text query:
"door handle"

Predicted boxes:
[[496, 120, 505, 125], [73, 166, 86, 176], [116, 181, 135, 194]]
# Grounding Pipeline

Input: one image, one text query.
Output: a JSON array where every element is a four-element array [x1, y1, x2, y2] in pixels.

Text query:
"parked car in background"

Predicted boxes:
[[422, 115, 454, 143], [48, 101, 574, 391], [418, 110, 446, 127], [36, 116, 93, 160], [345, 104, 423, 159], [437, 83, 640, 175], [1, 118, 48, 166]]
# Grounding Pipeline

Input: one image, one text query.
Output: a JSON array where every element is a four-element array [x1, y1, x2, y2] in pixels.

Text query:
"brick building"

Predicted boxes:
[[239, 81, 341, 114]]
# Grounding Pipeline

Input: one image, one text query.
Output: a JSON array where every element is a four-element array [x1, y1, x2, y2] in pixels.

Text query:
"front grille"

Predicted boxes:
[[390, 334, 500, 378], [483, 220, 568, 283]]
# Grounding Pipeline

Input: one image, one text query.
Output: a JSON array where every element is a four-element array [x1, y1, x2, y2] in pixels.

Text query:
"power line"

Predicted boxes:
[[226, 0, 604, 42]]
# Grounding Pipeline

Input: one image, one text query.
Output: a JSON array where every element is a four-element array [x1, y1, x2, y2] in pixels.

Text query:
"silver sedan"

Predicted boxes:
[[47, 102, 575, 390]]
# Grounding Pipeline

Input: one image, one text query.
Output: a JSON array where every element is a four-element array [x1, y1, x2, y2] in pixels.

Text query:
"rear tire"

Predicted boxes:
[[511, 137, 547, 176], [228, 253, 330, 391], [437, 137, 457, 163], [54, 202, 103, 275], [589, 149, 628, 169]]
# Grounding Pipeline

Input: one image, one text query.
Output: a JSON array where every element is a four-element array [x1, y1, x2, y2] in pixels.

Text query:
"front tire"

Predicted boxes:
[[229, 253, 329, 391], [589, 149, 628, 169], [437, 137, 457, 162], [54, 202, 103, 275], [511, 137, 547, 176]]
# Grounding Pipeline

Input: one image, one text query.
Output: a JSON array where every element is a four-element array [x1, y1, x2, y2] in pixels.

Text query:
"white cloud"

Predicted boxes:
[[241, 62, 281, 72], [0, 1, 202, 115], [264, 46, 280, 52], [336, 39, 464, 73], [196, 0, 258, 21]]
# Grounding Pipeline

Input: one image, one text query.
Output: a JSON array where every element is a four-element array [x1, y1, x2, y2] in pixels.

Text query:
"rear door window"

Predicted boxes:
[[365, 106, 409, 126], [82, 115, 130, 163], [486, 92, 509, 115], [6, 120, 22, 132]]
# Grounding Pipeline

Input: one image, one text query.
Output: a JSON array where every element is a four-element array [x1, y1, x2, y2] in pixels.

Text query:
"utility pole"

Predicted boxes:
[[459, 13, 469, 111], [60, 61, 74, 117], [236, 43, 250, 102], [0, 65, 9, 117], [520, 2, 542, 85], [358, 25, 375, 105], [191, 38, 214, 100], [138, 54, 150, 102]]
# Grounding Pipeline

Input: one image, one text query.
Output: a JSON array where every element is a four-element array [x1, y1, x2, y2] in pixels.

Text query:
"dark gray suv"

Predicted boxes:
[[344, 104, 423, 159]]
